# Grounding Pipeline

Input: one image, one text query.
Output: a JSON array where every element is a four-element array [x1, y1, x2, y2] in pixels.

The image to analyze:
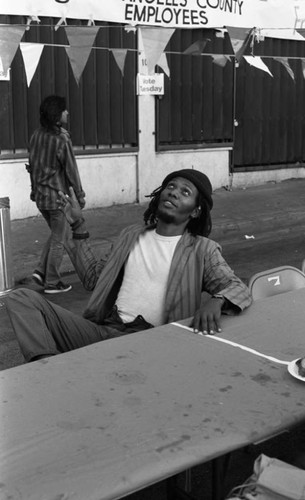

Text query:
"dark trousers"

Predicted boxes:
[[38, 209, 69, 285], [6, 288, 153, 362]]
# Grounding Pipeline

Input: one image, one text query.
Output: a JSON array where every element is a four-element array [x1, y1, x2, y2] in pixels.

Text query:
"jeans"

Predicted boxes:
[[6, 288, 153, 362], [37, 209, 69, 285]]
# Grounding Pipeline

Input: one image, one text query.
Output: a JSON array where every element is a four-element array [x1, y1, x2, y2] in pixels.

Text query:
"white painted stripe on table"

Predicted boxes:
[[170, 322, 289, 365]]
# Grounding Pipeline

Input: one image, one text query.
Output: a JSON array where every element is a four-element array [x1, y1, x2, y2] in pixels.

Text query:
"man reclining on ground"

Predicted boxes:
[[6, 169, 252, 362]]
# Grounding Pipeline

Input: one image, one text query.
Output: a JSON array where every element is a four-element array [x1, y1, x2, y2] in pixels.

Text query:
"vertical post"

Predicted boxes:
[[137, 29, 157, 203], [229, 57, 238, 178], [0, 197, 14, 295]]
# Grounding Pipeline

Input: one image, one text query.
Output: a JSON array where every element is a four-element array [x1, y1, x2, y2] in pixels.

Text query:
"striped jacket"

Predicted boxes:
[[28, 126, 85, 210], [68, 224, 252, 325]]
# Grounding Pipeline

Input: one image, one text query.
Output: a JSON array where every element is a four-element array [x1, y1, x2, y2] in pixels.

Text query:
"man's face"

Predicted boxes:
[[157, 176, 200, 225]]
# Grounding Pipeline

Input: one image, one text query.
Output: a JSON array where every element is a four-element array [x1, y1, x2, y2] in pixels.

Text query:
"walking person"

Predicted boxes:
[[27, 95, 86, 293], [6, 169, 252, 362]]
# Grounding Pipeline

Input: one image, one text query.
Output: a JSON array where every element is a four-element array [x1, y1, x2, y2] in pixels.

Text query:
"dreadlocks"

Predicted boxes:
[[143, 186, 212, 237]]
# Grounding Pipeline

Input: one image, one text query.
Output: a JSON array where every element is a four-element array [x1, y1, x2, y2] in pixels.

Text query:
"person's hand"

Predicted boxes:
[[57, 187, 83, 225], [78, 197, 86, 209], [191, 298, 223, 335]]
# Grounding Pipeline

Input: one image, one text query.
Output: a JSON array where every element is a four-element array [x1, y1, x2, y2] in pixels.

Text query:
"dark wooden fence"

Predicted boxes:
[[0, 16, 138, 157], [234, 36, 305, 169], [2, 18, 305, 171], [157, 29, 234, 150]]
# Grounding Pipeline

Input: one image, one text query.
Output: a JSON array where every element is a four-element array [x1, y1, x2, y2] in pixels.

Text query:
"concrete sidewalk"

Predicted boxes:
[[9, 176, 305, 285]]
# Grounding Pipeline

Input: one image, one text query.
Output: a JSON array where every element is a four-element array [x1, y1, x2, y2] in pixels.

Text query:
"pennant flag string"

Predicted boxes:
[[5, 39, 305, 63], [2, 23, 305, 85], [6, 39, 305, 61], [16, 39, 228, 57], [3, 35, 305, 62]]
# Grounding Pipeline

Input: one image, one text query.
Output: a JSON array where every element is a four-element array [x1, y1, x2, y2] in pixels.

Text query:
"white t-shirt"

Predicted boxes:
[[115, 229, 181, 326]]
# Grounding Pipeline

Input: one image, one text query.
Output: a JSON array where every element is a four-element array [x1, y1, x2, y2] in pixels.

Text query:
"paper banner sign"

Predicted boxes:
[[0, 0, 303, 33], [20, 42, 44, 86], [0, 25, 26, 76], [243, 55, 273, 77], [65, 26, 100, 83]]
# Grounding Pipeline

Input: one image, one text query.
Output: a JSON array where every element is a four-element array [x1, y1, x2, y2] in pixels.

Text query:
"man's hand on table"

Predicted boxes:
[[191, 297, 224, 335]]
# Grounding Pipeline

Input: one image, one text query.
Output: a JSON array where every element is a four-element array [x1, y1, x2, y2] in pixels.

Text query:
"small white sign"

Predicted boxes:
[[137, 74, 164, 95]]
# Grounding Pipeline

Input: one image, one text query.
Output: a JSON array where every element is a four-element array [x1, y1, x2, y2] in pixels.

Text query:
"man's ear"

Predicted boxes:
[[191, 206, 201, 219]]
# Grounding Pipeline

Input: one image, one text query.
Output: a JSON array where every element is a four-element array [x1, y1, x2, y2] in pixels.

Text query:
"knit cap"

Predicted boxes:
[[162, 169, 213, 209]]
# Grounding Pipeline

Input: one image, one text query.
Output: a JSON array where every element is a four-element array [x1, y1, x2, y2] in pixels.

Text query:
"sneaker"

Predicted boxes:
[[32, 270, 45, 286], [44, 281, 72, 294]]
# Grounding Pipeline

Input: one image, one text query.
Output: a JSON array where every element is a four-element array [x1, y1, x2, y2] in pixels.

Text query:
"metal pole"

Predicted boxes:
[[0, 197, 14, 296]]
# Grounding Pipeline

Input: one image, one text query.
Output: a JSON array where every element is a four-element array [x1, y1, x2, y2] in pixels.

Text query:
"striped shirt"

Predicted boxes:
[[28, 126, 85, 210], [67, 224, 252, 326]]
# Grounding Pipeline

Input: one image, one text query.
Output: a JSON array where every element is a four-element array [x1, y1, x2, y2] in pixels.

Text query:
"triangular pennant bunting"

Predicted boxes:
[[296, 29, 305, 39], [65, 26, 100, 84], [226, 26, 253, 62], [211, 55, 231, 67], [183, 39, 209, 55], [20, 42, 44, 86], [274, 57, 295, 81], [140, 27, 174, 75], [111, 49, 127, 76], [156, 52, 170, 77], [0, 25, 26, 76], [243, 55, 273, 77]]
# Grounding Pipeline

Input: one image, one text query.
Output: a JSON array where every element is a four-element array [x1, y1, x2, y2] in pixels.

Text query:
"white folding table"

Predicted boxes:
[[1, 288, 305, 500]]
